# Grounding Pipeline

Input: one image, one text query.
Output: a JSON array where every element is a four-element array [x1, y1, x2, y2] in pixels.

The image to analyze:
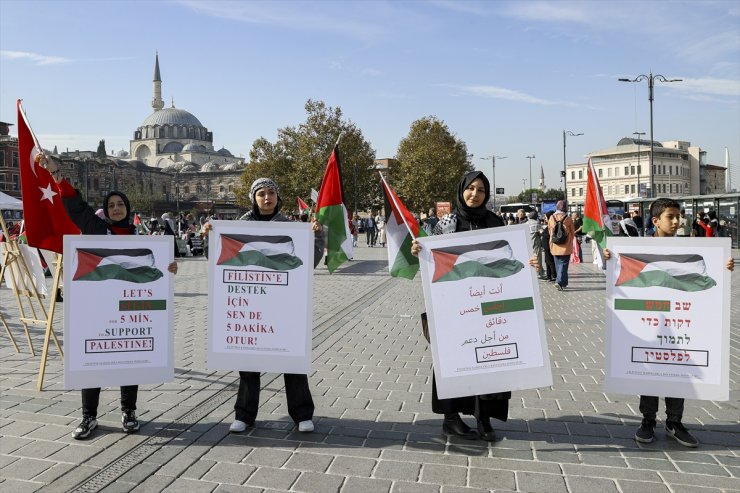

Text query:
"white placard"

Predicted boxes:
[[418, 224, 552, 399], [207, 220, 313, 374], [63, 235, 174, 389], [604, 237, 731, 400]]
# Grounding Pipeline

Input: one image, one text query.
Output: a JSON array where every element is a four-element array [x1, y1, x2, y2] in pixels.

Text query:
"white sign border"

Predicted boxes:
[[418, 224, 552, 399], [207, 220, 314, 374], [604, 236, 731, 401]]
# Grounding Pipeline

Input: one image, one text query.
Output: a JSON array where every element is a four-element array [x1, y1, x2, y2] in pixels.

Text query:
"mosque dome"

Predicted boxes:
[[180, 163, 199, 173], [141, 107, 203, 127], [182, 143, 207, 152], [201, 161, 220, 172], [216, 147, 233, 157], [222, 162, 245, 171]]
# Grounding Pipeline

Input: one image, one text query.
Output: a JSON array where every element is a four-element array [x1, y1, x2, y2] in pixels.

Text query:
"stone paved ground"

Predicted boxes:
[[1, 242, 738, 493]]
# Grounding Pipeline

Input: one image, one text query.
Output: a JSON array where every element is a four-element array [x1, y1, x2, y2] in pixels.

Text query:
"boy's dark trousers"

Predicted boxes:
[[82, 386, 138, 417], [639, 395, 684, 421]]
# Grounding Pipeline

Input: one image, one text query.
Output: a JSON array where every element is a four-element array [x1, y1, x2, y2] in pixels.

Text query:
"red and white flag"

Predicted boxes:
[[297, 196, 310, 214], [17, 100, 79, 253]]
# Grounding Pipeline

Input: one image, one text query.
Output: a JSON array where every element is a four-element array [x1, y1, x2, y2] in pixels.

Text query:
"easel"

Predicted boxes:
[[0, 213, 64, 389]]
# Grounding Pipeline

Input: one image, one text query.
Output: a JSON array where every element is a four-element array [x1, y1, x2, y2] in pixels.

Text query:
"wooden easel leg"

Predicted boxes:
[[1, 311, 20, 352], [38, 253, 65, 391]]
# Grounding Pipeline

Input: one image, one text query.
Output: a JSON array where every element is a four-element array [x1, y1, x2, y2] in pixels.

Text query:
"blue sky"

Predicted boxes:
[[1, 0, 738, 194]]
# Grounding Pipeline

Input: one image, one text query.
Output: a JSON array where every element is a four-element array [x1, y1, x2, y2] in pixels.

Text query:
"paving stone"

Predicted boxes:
[[1, 457, 54, 480], [341, 476, 392, 493], [201, 462, 255, 484], [419, 464, 467, 486], [617, 479, 671, 493], [163, 477, 218, 492], [245, 466, 299, 489], [291, 471, 345, 493], [373, 459, 422, 481], [328, 455, 377, 477], [564, 475, 619, 493]]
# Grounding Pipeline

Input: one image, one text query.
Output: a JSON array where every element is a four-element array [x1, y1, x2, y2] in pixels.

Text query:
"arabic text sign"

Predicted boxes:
[[63, 235, 174, 389], [207, 221, 313, 374], [604, 237, 730, 400], [418, 224, 552, 399]]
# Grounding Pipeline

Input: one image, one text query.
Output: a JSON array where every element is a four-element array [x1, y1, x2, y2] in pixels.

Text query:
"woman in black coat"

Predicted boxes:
[[412, 171, 536, 441]]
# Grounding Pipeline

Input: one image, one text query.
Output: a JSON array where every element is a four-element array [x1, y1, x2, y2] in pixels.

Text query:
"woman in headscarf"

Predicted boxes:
[[227, 178, 325, 434], [44, 156, 178, 440], [411, 171, 537, 441]]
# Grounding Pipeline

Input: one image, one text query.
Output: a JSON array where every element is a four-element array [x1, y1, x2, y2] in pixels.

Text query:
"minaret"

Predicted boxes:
[[539, 165, 545, 190], [152, 52, 164, 112]]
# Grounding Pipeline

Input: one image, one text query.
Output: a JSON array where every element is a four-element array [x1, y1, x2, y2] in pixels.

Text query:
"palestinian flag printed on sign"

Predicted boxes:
[[217, 233, 303, 270], [431, 240, 524, 283], [73, 248, 163, 283], [615, 253, 717, 292]]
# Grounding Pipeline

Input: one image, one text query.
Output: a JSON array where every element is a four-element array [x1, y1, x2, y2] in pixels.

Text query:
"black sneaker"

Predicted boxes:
[[122, 409, 140, 433], [73, 416, 97, 440], [635, 418, 656, 443], [665, 421, 698, 448]]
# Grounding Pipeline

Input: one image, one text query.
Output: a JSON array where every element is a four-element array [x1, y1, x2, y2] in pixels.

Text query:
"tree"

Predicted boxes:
[[96, 139, 107, 159], [392, 116, 472, 212], [236, 100, 376, 214]]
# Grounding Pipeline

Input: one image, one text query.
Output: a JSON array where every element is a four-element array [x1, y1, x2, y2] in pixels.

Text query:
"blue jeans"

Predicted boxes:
[[554, 255, 570, 287]]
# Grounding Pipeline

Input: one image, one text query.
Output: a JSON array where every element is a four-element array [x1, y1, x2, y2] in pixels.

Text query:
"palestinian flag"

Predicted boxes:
[[582, 158, 612, 249], [380, 175, 426, 279], [73, 248, 163, 283], [297, 197, 310, 214], [616, 253, 716, 292], [431, 240, 524, 283], [217, 234, 303, 270], [315, 144, 352, 273]]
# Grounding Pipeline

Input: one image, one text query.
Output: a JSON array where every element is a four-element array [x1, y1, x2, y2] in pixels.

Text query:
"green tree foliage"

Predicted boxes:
[[392, 116, 472, 212], [513, 187, 565, 203], [96, 139, 106, 159], [236, 100, 376, 214]]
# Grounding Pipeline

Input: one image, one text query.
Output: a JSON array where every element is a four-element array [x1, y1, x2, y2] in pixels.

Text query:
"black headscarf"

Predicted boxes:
[[455, 170, 491, 223], [103, 190, 131, 228]]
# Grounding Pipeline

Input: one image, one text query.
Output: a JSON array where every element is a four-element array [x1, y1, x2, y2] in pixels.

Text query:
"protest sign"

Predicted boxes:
[[418, 224, 552, 399], [207, 220, 313, 374], [63, 235, 174, 389], [604, 237, 730, 400]]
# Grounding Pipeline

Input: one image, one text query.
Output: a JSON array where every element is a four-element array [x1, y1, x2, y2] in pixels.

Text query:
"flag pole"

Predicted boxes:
[[379, 172, 415, 237]]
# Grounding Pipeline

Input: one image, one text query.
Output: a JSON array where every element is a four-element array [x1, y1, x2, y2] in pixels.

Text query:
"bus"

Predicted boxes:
[[498, 203, 537, 216]]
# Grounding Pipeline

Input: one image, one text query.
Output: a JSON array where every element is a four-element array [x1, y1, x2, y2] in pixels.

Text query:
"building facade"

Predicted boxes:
[[0, 122, 20, 199], [566, 137, 725, 206]]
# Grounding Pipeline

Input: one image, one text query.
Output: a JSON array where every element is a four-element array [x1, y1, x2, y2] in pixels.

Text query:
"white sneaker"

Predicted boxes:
[[229, 420, 247, 433], [298, 420, 314, 432]]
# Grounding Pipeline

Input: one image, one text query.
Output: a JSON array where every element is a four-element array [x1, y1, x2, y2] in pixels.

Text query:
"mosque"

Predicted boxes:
[[129, 54, 245, 173]]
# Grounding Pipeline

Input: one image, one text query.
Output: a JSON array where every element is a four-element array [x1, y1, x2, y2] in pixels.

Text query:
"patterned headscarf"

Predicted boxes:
[[250, 178, 280, 203]]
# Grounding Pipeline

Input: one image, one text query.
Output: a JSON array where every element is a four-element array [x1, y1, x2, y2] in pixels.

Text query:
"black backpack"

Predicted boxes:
[[551, 215, 568, 245]]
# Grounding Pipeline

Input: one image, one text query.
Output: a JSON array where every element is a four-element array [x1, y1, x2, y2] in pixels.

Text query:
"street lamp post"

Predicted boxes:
[[619, 72, 682, 198], [526, 155, 535, 202], [480, 155, 507, 211], [563, 130, 583, 202], [633, 131, 645, 197]]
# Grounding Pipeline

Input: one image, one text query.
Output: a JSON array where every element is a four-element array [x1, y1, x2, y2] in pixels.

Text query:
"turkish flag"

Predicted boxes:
[[17, 100, 79, 253]]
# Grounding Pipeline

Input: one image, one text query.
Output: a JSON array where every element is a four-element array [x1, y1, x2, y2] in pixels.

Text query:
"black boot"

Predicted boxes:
[[476, 417, 496, 441], [442, 413, 477, 440]]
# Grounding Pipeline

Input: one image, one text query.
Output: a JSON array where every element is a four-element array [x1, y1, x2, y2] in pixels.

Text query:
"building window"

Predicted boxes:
[[219, 185, 225, 192], [598, 168, 602, 178], [630, 166, 635, 175], [653, 165, 656, 174], [608, 168, 612, 177], [12, 151, 19, 168], [578, 170, 583, 179], [615, 167, 619, 177], [579, 188, 583, 196], [625, 185, 629, 194], [637, 165, 641, 175], [184, 186, 190, 194], [625, 166, 629, 175], [571, 171, 575, 180], [0, 150, 4, 166], [631, 184, 635, 194], [571, 188, 576, 197], [93, 178, 99, 190]]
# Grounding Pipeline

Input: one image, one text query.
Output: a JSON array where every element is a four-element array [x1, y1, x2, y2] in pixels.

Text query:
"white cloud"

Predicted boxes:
[[176, 0, 385, 40], [671, 77, 740, 98], [443, 84, 557, 105], [1, 50, 70, 65], [679, 30, 740, 64]]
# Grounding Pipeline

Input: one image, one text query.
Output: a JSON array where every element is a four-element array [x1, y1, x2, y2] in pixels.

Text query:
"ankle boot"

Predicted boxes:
[[442, 413, 478, 440], [476, 417, 496, 441]]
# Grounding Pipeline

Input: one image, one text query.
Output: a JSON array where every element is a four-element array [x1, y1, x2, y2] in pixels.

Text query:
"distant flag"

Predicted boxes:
[[315, 143, 352, 273], [431, 240, 524, 283], [73, 248, 163, 283], [380, 173, 426, 279], [17, 100, 80, 253], [297, 196, 310, 214], [582, 157, 612, 250], [216, 233, 303, 270], [615, 253, 716, 292]]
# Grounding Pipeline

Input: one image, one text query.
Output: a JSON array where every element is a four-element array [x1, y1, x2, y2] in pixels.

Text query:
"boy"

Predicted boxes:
[[605, 198, 734, 447]]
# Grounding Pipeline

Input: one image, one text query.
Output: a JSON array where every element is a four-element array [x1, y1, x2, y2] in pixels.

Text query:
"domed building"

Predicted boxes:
[[129, 54, 244, 169]]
